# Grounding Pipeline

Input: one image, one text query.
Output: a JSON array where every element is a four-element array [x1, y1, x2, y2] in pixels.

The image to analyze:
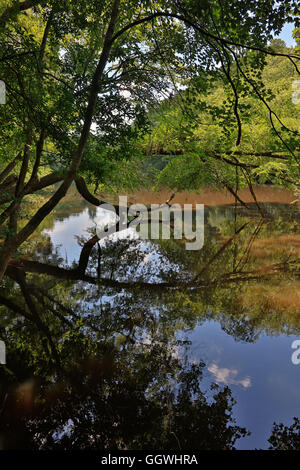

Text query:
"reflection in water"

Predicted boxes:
[[0, 187, 300, 449]]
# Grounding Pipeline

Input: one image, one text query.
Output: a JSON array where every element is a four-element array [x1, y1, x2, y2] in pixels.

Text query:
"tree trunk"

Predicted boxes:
[[0, 0, 120, 281]]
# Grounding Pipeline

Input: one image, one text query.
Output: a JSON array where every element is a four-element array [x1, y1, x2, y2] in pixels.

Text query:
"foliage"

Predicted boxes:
[[269, 418, 300, 450], [144, 39, 300, 192]]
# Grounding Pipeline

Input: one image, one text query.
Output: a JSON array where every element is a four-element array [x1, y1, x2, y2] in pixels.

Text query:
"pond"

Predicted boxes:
[[1, 185, 300, 450]]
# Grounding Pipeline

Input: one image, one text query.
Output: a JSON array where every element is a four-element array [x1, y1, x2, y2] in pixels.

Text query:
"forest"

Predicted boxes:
[[0, 0, 300, 453]]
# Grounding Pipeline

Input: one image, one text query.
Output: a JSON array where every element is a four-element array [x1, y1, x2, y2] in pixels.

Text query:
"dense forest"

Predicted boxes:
[[142, 39, 300, 190], [80, 38, 300, 194]]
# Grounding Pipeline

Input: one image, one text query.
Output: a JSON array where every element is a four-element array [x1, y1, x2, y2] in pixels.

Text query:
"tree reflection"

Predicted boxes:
[[0, 200, 300, 449], [0, 314, 249, 449], [268, 418, 300, 450]]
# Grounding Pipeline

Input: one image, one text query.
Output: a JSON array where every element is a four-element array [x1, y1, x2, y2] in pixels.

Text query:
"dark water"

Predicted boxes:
[[1, 188, 300, 450]]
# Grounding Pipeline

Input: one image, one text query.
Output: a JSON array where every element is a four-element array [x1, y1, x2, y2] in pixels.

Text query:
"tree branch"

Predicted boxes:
[[0, 0, 44, 27], [0, 152, 22, 184]]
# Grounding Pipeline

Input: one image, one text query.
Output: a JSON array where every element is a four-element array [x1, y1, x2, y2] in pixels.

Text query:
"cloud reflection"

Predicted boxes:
[[208, 363, 251, 389]]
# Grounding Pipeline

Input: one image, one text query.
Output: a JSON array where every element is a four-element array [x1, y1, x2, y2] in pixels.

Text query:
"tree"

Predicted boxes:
[[145, 39, 300, 200], [0, 0, 299, 283]]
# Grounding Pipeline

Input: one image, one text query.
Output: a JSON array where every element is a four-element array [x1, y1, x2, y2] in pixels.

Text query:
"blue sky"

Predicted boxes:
[[276, 22, 296, 46]]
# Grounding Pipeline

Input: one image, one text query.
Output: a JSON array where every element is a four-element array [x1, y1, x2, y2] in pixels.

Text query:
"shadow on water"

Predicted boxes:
[[0, 186, 300, 449]]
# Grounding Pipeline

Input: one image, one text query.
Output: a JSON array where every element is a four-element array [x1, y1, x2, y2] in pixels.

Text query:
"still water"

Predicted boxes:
[[2, 186, 300, 449]]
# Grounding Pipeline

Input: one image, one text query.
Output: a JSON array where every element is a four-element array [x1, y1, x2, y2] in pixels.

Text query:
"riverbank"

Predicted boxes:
[[98, 185, 299, 207]]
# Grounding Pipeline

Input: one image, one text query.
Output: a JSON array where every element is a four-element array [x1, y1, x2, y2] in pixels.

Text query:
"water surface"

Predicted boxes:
[[1, 185, 300, 449]]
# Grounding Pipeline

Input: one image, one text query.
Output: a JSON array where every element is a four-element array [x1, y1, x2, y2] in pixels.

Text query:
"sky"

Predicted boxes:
[[276, 22, 296, 46]]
